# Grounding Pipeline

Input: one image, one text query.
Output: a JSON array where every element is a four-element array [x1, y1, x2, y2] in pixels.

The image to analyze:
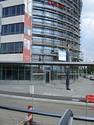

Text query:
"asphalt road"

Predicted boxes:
[[0, 95, 94, 125]]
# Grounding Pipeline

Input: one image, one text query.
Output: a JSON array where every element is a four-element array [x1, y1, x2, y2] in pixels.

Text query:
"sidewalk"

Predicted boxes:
[[0, 77, 94, 98], [33, 77, 94, 98]]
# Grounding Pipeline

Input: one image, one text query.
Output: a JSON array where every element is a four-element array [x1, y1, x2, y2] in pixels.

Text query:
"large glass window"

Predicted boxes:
[[0, 41, 23, 54], [32, 18, 43, 23], [44, 56, 52, 61], [15, 42, 23, 53], [32, 46, 42, 54], [32, 28, 42, 34], [10, 24, 15, 33], [1, 23, 24, 35], [33, 37, 43, 42], [44, 29, 52, 35], [45, 11, 53, 18], [17, 4, 24, 15], [33, 9, 43, 16], [44, 46, 52, 54], [2, 4, 24, 17], [0, 65, 31, 80], [44, 20, 52, 25], [33, 1, 44, 7], [12, 67, 18, 80], [45, 37, 52, 43], [24, 67, 31, 80], [32, 55, 40, 61]]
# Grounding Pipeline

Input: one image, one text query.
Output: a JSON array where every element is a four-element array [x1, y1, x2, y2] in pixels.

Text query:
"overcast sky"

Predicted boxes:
[[81, 0, 94, 61]]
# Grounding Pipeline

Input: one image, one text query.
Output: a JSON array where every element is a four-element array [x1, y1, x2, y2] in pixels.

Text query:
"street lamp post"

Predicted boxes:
[[66, 43, 70, 90]]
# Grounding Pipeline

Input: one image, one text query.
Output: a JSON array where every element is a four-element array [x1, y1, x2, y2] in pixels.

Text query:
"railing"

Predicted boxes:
[[58, 109, 73, 125], [0, 105, 94, 125]]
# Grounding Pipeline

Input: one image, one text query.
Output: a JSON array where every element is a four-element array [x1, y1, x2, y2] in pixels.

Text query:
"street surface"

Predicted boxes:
[[0, 77, 94, 124], [0, 95, 94, 125]]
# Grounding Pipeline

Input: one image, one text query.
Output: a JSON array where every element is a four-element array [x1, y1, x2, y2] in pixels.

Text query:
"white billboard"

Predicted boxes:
[[58, 50, 66, 61]]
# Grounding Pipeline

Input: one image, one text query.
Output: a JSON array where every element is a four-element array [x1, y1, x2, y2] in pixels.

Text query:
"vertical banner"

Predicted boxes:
[[23, 0, 32, 63]]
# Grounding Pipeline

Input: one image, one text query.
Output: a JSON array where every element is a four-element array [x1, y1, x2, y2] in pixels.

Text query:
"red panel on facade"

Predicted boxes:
[[58, 3, 64, 8], [86, 95, 94, 103], [48, 0, 64, 8], [24, 13, 32, 28], [23, 48, 31, 63], [24, 34, 32, 41], [23, 13, 32, 63]]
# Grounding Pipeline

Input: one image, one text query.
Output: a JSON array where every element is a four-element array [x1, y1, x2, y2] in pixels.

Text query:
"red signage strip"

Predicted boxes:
[[86, 95, 94, 103], [48, 0, 64, 8]]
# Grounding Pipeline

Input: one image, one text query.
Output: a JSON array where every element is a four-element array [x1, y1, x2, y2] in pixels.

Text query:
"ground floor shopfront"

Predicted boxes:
[[0, 63, 79, 84]]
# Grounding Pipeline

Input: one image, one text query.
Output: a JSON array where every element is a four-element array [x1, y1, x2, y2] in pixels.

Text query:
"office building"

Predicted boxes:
[[0, 0, 82, 81]]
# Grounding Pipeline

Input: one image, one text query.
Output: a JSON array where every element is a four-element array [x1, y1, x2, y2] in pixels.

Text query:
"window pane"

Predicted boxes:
[[2, 23, 24, 35], [25, 67, 31, 80], [19, 67, 24, 80], [12, 67, 18, 80], [0, 42, 23, 54], [2, 4, 24, 17]]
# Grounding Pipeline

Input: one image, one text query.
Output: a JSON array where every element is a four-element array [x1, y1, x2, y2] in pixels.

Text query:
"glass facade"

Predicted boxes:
[[0, 0, 82, 61], [0, 65, 31, 80], [32, 0, 82, 62]]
